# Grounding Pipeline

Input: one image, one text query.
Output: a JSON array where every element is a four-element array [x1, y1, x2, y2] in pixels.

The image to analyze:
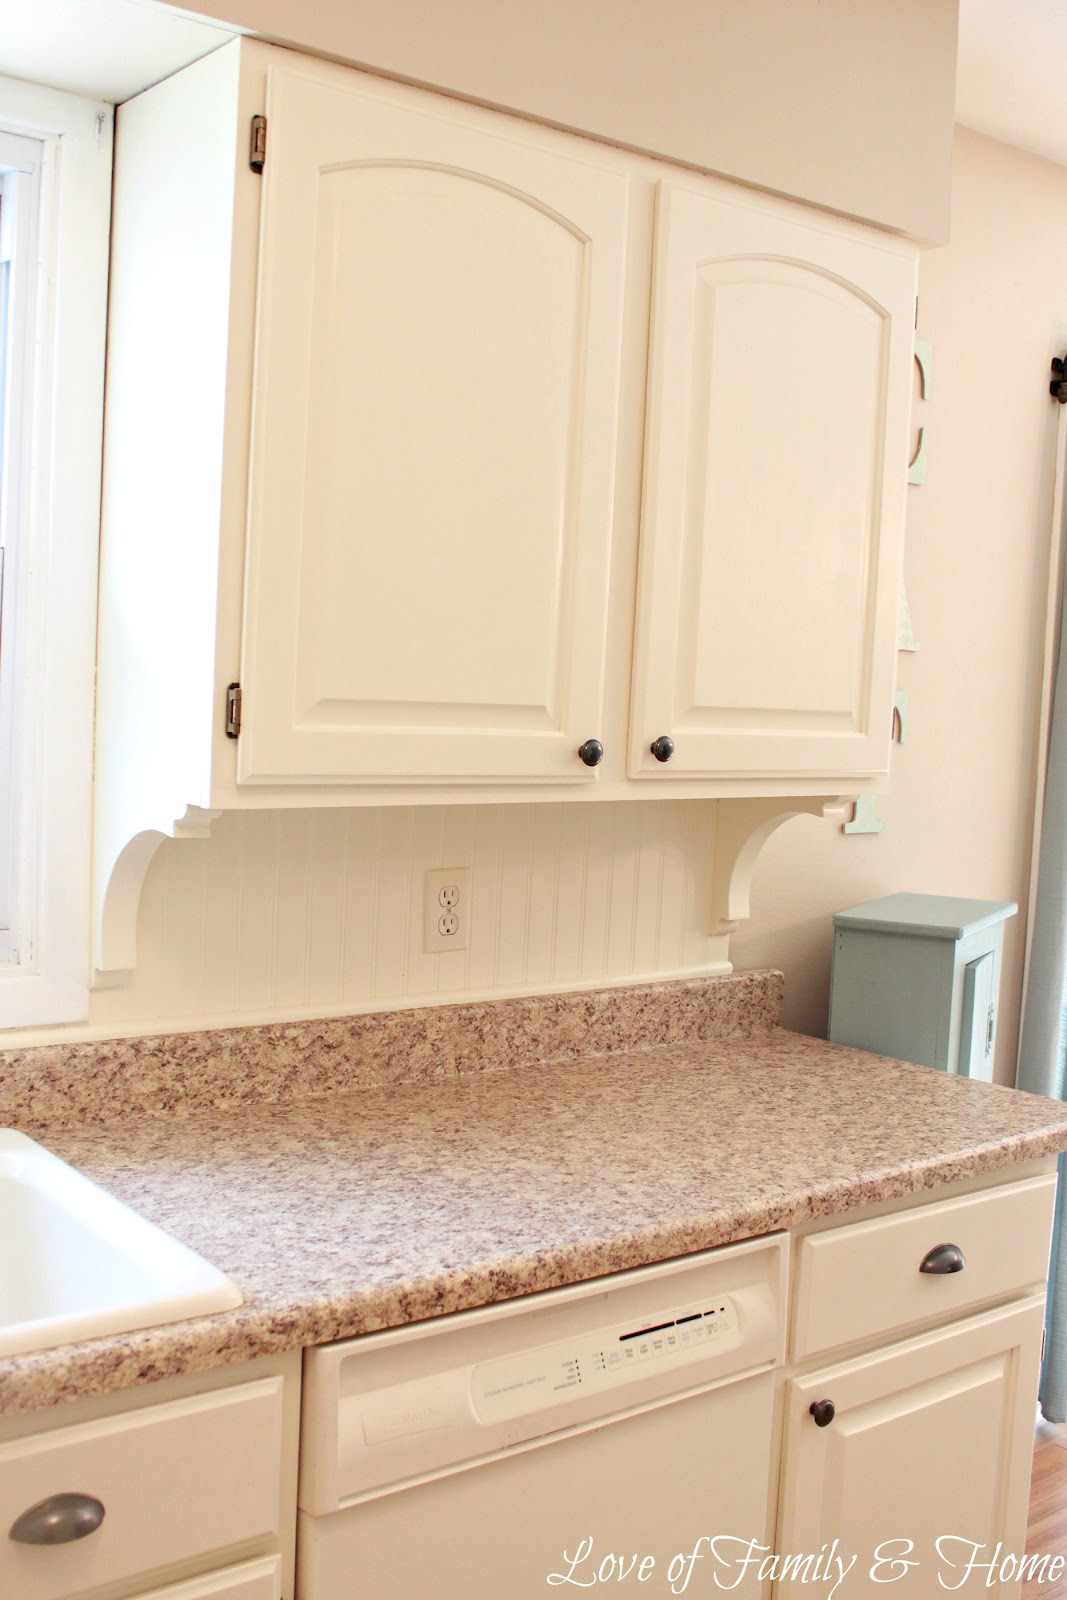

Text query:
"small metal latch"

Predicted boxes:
[[986, 1003, 995, 1055], [226, 682, 242, 739], [250, 115, 267, 174]]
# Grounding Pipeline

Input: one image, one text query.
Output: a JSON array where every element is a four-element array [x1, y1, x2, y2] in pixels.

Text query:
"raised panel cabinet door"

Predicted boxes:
[[239, 60, 628, 785], [775, 1297, 1045, 1599], [630, 180, 916, 780]]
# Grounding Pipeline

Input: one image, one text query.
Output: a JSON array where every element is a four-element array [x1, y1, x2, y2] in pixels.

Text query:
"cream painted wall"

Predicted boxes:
[[731, 126, 1067, 1087], [154, 0, 957, 243]]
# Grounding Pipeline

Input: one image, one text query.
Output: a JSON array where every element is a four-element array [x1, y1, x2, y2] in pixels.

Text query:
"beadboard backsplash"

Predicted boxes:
[[60, 800, 727, 1041]]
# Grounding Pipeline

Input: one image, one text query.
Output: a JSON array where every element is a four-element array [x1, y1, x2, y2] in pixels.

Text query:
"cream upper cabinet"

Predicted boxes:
[[93, 35, 920, 972], [239, 62, 628, 785], [629, 180, 916, 781]]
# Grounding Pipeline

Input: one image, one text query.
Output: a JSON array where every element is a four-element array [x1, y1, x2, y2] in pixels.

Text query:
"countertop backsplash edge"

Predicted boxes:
[[0, 968, 783, 1133]]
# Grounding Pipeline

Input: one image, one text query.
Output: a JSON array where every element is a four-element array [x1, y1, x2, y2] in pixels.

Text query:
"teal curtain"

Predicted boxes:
[[1017, 432, 1067, 1420]]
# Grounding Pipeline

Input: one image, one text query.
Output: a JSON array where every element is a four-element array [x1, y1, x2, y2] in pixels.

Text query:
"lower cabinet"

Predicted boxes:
[[0, 1355, 299, 1600], [777, 1297, 1045, 1598], [0, 1169, 1055, 1600], [773, 1167, 1057, 1600], [292, 1167, 1055, 1600]]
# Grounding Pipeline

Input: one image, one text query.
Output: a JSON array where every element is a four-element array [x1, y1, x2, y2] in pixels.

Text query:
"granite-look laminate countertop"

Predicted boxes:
[[3, 996, 1067, 1418]]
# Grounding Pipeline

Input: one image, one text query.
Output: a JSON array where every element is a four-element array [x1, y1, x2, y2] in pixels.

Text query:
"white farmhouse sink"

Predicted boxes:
[[0, 1129, 242, 1358]]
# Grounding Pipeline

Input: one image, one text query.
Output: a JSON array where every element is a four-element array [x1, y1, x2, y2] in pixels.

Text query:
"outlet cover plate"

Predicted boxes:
[[424, 867, 471, 953]]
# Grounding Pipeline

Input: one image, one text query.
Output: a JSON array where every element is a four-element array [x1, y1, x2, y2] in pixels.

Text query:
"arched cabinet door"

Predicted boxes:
[[238, 62, 628, 785], [629, 180, 917, 782]]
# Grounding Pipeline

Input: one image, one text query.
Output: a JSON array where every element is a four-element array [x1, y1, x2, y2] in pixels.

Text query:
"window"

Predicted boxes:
[[0, 132, 42, 966], [0, 77, 111, 1028]]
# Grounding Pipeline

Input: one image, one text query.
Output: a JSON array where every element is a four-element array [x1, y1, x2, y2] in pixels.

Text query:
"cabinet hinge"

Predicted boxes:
[[250, 115, 267, 174], [225, 682, 243, 739]]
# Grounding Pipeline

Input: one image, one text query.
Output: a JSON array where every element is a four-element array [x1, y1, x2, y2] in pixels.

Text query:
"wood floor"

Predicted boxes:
[[1027, 1419, 1067, 1596]]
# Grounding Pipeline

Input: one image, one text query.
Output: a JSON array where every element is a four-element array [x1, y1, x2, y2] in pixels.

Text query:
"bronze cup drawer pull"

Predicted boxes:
[[9, 1493, 105, 1546], [919, 1243, 966, 1275]]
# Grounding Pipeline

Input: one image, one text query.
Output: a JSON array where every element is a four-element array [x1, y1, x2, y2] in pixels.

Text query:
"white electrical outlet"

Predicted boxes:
[[424, 867, 471, 953]]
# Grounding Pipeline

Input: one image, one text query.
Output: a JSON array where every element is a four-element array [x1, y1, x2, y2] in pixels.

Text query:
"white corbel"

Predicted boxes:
[[710, 796, 853, 936]]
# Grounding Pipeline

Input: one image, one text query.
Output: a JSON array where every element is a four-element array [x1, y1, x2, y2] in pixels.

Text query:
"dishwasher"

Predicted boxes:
[[297, 1234, 787, 1598]]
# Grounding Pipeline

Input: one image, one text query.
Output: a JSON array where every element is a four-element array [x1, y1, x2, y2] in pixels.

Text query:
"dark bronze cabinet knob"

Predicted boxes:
[[578, 739, 604, 768], [919, 1243, 966, 1275], [9, 1493, 106, 1545], [809, 1399, 836, 1428], [650, 735, 675, 763]]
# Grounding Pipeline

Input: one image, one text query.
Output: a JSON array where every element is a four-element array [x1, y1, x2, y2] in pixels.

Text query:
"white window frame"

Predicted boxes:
[[0, 133, 43, 968], [0, 77, 111, 1028]]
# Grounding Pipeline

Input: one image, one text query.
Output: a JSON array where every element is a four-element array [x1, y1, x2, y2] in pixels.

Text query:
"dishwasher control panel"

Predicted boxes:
[[471, 1294, 740, 1424], [300, 1235, 787, 1513]]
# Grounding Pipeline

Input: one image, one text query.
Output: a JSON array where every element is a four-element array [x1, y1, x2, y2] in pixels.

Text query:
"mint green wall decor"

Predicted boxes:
[[842, 794, 886, 834], [898, 587, 919, 651]]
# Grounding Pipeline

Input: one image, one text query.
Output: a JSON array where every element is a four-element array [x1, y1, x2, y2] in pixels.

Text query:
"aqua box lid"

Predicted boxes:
[[832, 892, 1017, 941]]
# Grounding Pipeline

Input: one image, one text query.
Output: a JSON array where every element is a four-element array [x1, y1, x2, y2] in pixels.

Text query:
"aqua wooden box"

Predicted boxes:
[[828, 893, 1017, 1079]]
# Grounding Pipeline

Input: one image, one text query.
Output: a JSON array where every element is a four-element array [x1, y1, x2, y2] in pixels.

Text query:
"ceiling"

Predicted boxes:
[[0, 0, 233, 104], [956, 0, 1067, 168]]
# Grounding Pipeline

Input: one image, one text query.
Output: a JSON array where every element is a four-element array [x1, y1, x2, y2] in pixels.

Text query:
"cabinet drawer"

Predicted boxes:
[[0, 1378, 284, 1600], [792, 1174, 1057, 1360], [135, 1555, 282, 1600]]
